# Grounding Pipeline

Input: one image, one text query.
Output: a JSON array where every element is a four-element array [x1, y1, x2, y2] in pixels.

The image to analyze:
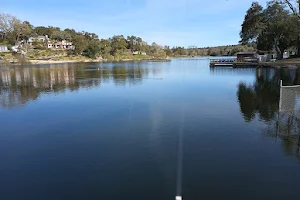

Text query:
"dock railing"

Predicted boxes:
[[209, 57, 264, 68], [210, 58, 236, 63]]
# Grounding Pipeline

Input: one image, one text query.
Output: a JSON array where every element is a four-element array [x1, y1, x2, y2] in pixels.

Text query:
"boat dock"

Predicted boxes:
[[210, 58, 261, 68]]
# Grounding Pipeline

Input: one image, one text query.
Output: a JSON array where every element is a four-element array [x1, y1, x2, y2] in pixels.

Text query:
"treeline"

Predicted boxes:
[[164, 43, 256, 57], [0, 13, 167, 60], [0, 12, 259, 61], [241, 0, 300, 59]]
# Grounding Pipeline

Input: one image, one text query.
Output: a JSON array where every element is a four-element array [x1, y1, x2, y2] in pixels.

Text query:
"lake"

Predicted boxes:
[[1, 58, 300, 200]]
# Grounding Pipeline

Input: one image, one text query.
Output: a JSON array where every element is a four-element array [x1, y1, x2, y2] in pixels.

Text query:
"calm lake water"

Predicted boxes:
[[1, 58, 300, 200]]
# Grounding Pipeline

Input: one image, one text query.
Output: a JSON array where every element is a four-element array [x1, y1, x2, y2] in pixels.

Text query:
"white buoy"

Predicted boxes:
[[176, 196, 182, 200]]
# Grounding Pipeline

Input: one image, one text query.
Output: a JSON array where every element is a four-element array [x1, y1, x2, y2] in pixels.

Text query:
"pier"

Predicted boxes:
[[209, 58, 261, 68]]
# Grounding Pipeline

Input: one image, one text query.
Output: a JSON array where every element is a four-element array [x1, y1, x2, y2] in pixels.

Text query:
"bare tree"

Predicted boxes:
[[0, 13, 20, 40], [284, 0, 300, 18]]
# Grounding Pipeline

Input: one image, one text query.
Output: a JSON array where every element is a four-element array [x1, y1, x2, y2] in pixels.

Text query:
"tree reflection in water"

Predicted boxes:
[[237, 68, 300, 160], [0, 63, 158, 109]]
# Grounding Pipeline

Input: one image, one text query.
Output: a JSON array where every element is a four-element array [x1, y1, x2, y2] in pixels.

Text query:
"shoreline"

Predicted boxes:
[[0, 57, 171, 66], [209, 57, 300, 69], [3, 56, 300, 68]]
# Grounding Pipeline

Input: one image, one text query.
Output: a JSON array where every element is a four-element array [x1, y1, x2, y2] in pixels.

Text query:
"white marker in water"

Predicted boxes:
[[176, 196, 182, 200]]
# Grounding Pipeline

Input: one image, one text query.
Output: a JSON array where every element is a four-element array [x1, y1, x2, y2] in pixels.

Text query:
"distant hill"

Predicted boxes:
[[164, 43, 256, 57]]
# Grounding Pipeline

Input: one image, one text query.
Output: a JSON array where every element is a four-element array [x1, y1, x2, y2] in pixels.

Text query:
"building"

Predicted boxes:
[[14, 35, 75, 51], [11, 45, 19, 52], [36, 35, 49, 42], [27, 35, 50, 45], [132, 51, 147, 55], [0, 45, 9, 52], [47, 40, 74, 50], [236, 52, 258, 62], [257, 51, 277, 62]]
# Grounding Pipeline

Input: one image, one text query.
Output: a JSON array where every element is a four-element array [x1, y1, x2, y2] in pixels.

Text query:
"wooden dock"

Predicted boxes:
[[210, 58, 261, 68], [209, 57, 300, 69], [210, 62, 260, 68]]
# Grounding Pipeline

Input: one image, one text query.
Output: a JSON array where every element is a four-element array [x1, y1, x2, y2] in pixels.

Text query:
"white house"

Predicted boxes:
[[11, 45, 19, 52], [47, 40, 74, 50], [132, 51, 147, 55], [27, 35, 50, 45], [0, 45, 8, 52]]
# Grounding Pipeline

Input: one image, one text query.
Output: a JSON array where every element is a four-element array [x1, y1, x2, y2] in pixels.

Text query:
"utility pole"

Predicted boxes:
[[298, 0, 300, 57]]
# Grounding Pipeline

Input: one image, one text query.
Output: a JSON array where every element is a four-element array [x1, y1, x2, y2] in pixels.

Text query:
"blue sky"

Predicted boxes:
[[1, 0, 269, 47]]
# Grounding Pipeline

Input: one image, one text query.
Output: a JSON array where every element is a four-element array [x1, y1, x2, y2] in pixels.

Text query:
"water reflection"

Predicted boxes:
[[0, 63, 159, 109], [210, 67, 257, 76], [237, 69, 279, 122], [236, 68, 300, 160], [237, 68, 300, 122]]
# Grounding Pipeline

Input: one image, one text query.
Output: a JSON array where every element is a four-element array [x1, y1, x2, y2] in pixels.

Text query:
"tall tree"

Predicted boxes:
[[280, 0, 300, 56], [34, 26, 52, 37], [85, 41, 100, 59], [281, 0, 300, 17], [51, 30, 71, 41], [240, 1, 298, 59], [14, 21, 32, 42], [240, 2, 265, 44], [99, 39, 112, 58], [110, 35, 127, 55], [64, 28, 77, 40], [72, 35, 86, 54], [0, 13, 19, 42], [264, 1, 298, 59]]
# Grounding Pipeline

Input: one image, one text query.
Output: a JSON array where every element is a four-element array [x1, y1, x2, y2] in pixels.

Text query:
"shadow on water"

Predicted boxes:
[[236, 67, 300, 160], [0, 63, 161, 109], [210, 67, 257, 76]]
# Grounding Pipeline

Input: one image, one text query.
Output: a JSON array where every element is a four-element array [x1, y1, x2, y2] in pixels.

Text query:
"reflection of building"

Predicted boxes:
[[210, 67, 256, 76], [0, 64, 159, 109], [0, 66, 78, 109]]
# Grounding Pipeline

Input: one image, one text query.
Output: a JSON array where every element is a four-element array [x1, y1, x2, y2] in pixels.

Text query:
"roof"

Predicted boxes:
[[237, 52, 257, 55]]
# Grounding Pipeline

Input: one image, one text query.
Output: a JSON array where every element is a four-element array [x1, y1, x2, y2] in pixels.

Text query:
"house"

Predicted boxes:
[[27, 35, 50, 45], [257, 51, 277, 62], [36, 35, 49, 42], [11, 45, 19, 52], [132, 51, 147, 55], [236, 52, 258, 62], [47, 40, 74, 50], [0, 45, 9, 52]]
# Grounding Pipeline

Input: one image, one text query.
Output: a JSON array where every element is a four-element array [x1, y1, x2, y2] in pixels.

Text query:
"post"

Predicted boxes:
[[176, 106, 185, 200], [279, 80, 283, 112], [297, 134, 300, 155], [277, 80, 283, 138]]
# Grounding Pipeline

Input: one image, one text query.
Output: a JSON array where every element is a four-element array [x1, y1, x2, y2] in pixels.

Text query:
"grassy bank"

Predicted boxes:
[[265, 58, 300, 68], [0, 51, 170, 66]]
